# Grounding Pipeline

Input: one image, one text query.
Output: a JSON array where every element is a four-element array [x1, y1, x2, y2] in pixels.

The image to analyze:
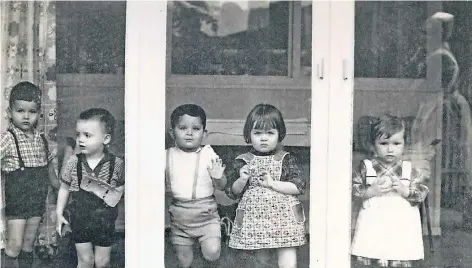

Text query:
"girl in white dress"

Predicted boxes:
[[351, 114, 429, 268]]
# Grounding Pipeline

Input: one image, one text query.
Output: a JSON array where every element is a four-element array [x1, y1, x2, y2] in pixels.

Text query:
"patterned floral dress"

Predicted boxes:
[[227, 149, 306, 250]]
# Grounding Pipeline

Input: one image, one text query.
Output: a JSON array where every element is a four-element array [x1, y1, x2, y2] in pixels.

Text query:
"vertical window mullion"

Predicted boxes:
[[288, 2, 294, 77], [291, 1, 302, 78], [166, 2, 173, 78]]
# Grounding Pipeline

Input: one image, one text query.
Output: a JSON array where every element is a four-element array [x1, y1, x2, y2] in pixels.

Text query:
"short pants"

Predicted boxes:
[[168, 197, 221, 246]]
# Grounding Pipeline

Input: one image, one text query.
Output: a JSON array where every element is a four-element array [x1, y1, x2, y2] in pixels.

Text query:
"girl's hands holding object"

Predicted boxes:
[[239, 165, 251, 182], [260, 171, 275, 189], [370, 176, 392, 197], [391, 177, 410, 198], [208, 157, 226, 179]]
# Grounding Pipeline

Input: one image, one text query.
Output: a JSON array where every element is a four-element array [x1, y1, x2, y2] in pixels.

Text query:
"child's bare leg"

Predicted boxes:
[[200, 237, 221, 268], [174, 245, 194, 268], [254, 248, 275, 268], [16, 216, 42, 268], [21, 216, 41, 251], [200, 237, 221, 261], [94, 245, 112, 268], [5, 219, 27, 257], [75, 242, 95, 268], [276, 247, 297, 268]]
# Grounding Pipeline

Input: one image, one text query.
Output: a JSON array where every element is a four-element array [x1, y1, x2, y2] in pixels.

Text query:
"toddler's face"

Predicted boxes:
[[250, 127, 279, 153], [76, 119, 110, 157], [9, 100, 39, 134], [374, 130, 405, 166], [171, 114, 206, 152]]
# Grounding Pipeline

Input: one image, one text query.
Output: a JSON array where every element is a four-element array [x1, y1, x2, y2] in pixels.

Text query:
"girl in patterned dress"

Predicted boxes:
[[226, 104, 307, 268], [351, 115, 429, 268]]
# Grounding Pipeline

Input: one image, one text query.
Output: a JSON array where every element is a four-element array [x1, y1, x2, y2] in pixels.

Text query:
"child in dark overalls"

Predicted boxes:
[[1, 81, 60, 268], [55, 108, 125, 268]]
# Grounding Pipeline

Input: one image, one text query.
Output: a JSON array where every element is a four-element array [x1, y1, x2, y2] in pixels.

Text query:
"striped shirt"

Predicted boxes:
[[1, 124, 53, 172], [61, 153, 125, 192]]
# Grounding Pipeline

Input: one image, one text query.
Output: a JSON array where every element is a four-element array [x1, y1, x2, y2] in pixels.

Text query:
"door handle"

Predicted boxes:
[[317, 59, 324, 80], [342, 59, 348, 80]]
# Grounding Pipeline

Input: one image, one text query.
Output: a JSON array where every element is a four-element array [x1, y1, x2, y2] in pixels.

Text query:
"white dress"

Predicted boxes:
[[351, 160, 424, 261]]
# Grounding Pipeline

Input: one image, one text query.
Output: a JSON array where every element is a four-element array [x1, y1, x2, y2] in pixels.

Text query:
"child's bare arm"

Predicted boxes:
[[55, 183, 70, 236], [263, 175, 301, 195], [231, 165, 250, 195], [48, 162, 61, 189], [208, 157, 227, 190]]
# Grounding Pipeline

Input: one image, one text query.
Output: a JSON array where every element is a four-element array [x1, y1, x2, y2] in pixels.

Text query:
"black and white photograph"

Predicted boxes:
[[164, 1, 312, 267], [1, 1, 126, 267], [3, 1, 472, 268]]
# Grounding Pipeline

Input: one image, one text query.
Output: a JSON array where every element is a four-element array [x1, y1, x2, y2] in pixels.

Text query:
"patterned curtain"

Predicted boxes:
[[1, 1, 57, 249]]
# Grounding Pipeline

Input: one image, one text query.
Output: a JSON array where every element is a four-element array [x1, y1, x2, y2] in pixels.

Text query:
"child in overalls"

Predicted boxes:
[[56, 108, 125, 268], [165, 104, 227, 268], [1, 81, 60, 268], [351, 114, 429, 267]]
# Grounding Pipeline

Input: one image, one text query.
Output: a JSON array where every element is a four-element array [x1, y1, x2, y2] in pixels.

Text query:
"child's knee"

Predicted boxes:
[[6, 238, 23, 256], [175, 245, 193, 267], [77, 252, 94, 266], [95, 255, 111, 268], [201, 240, 221, 261]]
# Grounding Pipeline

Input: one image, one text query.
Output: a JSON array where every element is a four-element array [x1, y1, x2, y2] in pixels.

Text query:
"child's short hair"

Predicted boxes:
[[170, 104, 206, 129], [9, 81, 42, 108], [370, 114, 405, 144], [78, 108, 116, 139], [243, 103, 286, 143]]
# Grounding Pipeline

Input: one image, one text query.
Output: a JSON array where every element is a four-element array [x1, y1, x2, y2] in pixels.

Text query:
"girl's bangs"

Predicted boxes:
[[252, 115, 277, 130]]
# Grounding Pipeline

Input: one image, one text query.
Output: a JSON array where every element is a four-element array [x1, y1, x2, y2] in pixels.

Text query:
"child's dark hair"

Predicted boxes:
[[243, 103, 286, 143], [9, 81, 42, 108], [170, 104, 206, 129], [370, 114, 405, 144], [78, 108, 116, 140]]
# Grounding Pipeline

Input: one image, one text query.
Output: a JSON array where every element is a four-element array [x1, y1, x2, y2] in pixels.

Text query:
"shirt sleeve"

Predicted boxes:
[[0, 132, 13, 161], [352, 161, 368, 200], [280, 153, 306, 194], [114, 157, 125, 186], [406, 167, 429, 204], [61, 155, 78, 188], [224, 158, 248, 200]]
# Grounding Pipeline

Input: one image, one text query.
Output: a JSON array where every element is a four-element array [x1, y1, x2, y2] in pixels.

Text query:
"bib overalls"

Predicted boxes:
[[68, 154, 118, 247], [3, 129, 49, 219]]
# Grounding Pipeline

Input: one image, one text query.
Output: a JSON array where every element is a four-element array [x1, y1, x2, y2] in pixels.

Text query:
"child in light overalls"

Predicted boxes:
[[165, 104, 227, 268], [351, 114, 429, 268]]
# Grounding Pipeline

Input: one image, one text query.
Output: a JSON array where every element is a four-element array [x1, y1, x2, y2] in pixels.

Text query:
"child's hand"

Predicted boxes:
[[260, 172, 275, 189], [239, 165, 251, 181], [55, 212, 69, 237], [368, 177, 392, 197], [207, 157, 226, 179], [391, 178, 410, 198]]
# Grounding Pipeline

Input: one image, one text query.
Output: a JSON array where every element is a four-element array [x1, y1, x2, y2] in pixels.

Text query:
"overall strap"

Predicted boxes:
[[40, 133, 49, 162], [191, 151, 202, 200], [76, 154, 83, 186], [7, 129, 25, 169], [363, 159, 377, 185], [107, 156, 116, 184], [401, 161, 412, 181]]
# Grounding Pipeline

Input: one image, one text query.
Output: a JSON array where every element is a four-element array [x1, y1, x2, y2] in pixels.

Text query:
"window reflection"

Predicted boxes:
[[354, 1, 427, 78], [170, 1, 291, 76]]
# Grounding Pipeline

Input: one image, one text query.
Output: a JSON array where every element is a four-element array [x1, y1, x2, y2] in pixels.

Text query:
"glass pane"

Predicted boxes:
[[56, 1, 126, 74], [352, 1, 472, 267], [170, 1, 290, 76], [301, 1, 312, 77], [354, 1, 427, 78]]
